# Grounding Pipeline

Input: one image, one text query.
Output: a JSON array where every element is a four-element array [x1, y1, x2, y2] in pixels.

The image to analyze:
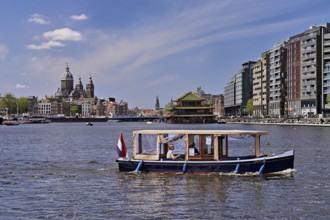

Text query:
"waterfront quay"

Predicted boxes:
[[221, 116, 330, 127], [49, 115, 163, 123]]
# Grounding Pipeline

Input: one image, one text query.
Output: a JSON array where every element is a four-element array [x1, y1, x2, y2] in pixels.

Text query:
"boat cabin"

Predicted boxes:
[[132, 130, 268, 161]]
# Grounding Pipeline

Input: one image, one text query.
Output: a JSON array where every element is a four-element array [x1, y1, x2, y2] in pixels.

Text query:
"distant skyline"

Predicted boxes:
[[1, 0, 330, 108]]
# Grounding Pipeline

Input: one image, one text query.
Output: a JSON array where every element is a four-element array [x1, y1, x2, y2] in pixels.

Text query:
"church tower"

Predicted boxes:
[[61, 63, 74, 96], [86, 75, 95, 98], [76, 76, 84, 91], [155, 96, 160, 110]]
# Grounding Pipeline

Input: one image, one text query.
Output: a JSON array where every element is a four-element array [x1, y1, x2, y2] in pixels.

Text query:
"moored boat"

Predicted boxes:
[[116, 129, 294, 174], [3, 120, 19, 126]]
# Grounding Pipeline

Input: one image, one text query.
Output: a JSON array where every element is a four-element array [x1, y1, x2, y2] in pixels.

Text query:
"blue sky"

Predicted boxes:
[[1, 0, 330, 108]]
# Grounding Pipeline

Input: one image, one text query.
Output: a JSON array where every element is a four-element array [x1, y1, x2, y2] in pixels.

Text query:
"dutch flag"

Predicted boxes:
[[117, 132, 127, 158]]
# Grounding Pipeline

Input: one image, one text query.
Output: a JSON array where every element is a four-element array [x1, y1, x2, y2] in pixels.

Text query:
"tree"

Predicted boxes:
[[0, 93, 16, 114], [17, 97, 28, 114], [246, 99, 254, 116], [327, 94, 330, 108], [70, 105, 81, 117]]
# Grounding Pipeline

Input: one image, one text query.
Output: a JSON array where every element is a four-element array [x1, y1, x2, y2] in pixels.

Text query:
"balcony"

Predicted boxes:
[[302, 46, 316, 52], [303, 59, 316, 65], [324, 33, 330, 39], [302, 66, 316, 72], [302, 80, 316, 86], [302, 39, 316, 46], [301, 72, 316, 80]]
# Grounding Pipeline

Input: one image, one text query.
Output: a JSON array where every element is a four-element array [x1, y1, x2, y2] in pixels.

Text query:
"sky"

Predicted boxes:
[[1, 0, 330, 109]]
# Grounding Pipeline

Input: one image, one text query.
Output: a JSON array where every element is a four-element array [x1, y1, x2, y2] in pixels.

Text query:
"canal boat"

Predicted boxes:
[[2, 120, 19, 126], [116, 130, 294, 174]]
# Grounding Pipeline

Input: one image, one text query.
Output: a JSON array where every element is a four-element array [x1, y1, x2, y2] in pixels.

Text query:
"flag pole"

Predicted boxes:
[[117, 132, 128, 158]]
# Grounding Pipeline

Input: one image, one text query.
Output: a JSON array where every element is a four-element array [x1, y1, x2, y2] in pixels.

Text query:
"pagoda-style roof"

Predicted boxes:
[[173, 106, 213, 110], [165, 91, 215, 123], [174, 92, 205, 102]]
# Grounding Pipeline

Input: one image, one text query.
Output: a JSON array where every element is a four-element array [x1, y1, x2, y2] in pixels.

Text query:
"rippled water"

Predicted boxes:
[[0, 122, 329, 219]]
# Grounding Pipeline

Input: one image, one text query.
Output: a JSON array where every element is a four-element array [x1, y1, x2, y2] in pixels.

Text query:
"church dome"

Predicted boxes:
[[61, 63, 73, 80]]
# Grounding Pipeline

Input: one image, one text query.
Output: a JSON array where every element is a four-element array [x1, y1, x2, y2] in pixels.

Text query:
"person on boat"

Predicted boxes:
[[166, 144, 181, 160], [189, 142, 200, 155]]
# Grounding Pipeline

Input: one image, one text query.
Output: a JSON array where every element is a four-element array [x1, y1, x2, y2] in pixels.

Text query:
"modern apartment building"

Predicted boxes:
[[286, 33, 304, 116], [224, 76, 236, 116], [252, 52, 269, 117], [224, 23, 330, 118], [300, 25, 323, 116], [268, 41, 287, 117], [224, 61, 256, 116], [322, 26, 330, 110]]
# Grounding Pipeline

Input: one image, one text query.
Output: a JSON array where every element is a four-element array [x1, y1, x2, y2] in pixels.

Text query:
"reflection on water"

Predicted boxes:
[[0, 122, 329, 219]]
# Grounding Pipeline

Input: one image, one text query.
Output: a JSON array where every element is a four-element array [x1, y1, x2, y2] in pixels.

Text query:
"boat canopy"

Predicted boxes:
[[132, 130, 268, 161]]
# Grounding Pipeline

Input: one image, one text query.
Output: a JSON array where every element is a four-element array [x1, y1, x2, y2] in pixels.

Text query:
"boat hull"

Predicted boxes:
[[116, 150, 294, 174], [3, 120, 19, 126]]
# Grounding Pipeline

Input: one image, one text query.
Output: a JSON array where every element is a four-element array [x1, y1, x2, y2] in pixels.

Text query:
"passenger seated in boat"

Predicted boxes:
[[166, 144, 181, 160], [189, 142, 200, 155]]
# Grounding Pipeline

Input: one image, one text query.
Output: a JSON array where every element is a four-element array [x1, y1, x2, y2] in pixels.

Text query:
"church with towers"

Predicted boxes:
[[36, 63, 129, 117], [55, 63, 95, 100]]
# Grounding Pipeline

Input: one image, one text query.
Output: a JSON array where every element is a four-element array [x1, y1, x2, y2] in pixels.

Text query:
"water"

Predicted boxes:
[[0, 122, 329, 219]]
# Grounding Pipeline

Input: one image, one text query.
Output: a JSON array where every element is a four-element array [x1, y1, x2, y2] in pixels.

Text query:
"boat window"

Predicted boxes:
[[160, 134, 185, 155], [135, 134, 157, 155], [218, 136, 227, 158], [188, 134, 200, 156], [188, 134, 214, 158], [227, 134, 255, 157], [203, 135, 214, 155]]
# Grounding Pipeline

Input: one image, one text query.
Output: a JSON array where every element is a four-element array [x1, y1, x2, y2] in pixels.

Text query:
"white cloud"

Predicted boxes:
[[43, 28, 83, 41], [70, 14, 88, 21], [16, 84, 29, 89], [26, 28, 83, 50], [28, 13, 50, 25], [26, 41, 65, 50], [0, 44, 9, 60]]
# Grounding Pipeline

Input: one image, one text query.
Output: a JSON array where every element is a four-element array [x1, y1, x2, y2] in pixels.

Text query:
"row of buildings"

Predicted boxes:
[[15, 64, 130, 117], [224, 23, 330, 118], [1, 63, 222, 122]]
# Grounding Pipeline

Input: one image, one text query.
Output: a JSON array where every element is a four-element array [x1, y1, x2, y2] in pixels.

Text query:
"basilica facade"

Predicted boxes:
[[36, 64, 98, 116], [55, 64, 95, 100]]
